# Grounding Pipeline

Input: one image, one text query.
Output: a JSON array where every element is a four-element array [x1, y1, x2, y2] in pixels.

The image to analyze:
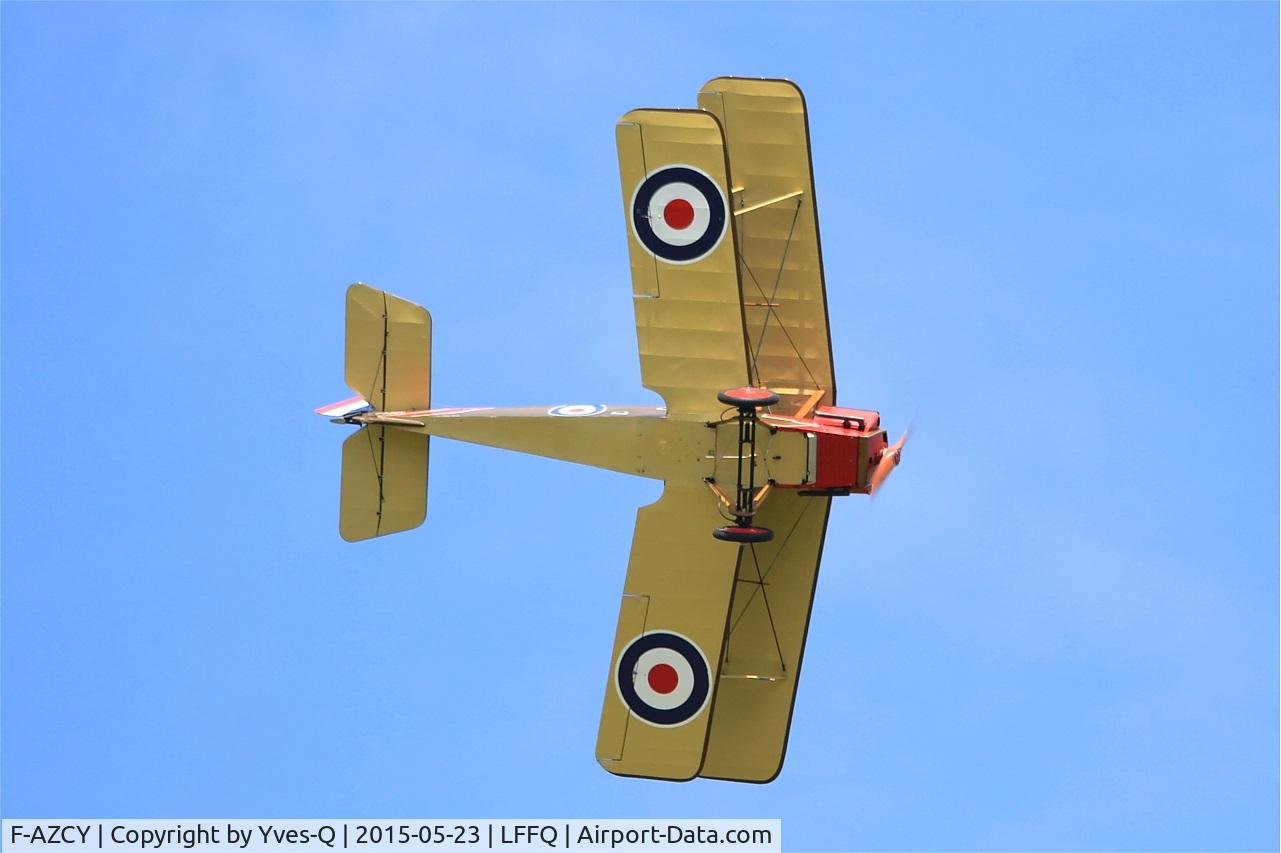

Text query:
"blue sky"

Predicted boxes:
[[2, 3, 1276, 850]]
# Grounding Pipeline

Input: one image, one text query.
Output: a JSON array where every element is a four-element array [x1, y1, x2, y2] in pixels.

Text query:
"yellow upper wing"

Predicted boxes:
[[595, 483, 742, 780], [698, 78, 837, 417], [699, 489, 833, 783], [617, 109, 751, 419]]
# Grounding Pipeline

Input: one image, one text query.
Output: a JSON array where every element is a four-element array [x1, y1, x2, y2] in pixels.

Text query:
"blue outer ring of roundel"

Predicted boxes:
[[616, 631, 711, 726], [631, 166, 727, 264]]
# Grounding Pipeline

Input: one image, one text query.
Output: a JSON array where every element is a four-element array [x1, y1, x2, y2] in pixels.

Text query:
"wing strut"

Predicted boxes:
[[741, 544, 786, 674], [723, 496, 820, 671], [733, 198, 824, 398]]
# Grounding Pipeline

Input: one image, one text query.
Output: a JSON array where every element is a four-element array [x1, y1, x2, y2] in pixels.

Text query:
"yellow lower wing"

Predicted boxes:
[[596, 483, 742, 780], [616, 109, 750, 420], [700, 490, 833, 782]]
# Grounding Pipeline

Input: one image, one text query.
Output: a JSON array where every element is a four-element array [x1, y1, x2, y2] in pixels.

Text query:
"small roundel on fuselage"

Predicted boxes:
[[548, 404, 607, 417], [630, 165, 728, 264]]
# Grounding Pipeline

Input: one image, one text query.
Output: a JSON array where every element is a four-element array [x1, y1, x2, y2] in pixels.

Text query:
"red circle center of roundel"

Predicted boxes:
[[663, 198, 695, 230], [647, 663, 679, 695]]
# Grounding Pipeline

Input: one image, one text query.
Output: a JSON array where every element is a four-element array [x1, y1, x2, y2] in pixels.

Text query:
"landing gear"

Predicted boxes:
[[717, 386, 780, 409], [713, 525, 775, 544], [711, 386, 777, 543]]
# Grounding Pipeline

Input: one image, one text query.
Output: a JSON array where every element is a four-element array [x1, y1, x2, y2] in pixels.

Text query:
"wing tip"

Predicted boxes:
[[596, 758, 701, 783]]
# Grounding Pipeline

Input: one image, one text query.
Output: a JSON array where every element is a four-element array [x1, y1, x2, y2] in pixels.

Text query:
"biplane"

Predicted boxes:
[[316, 78, 907, 783]]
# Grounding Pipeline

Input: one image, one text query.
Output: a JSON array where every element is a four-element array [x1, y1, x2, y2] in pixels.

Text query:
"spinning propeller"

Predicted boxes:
[[870, 422, 912, 498]]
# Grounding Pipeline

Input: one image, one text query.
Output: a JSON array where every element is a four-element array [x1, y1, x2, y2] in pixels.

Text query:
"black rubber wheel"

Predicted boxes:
[[713, 525, 775, 544], [717, 386, 780, 408]]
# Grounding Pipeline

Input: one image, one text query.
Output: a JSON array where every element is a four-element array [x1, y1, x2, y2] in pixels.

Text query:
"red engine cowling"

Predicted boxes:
[[772, 406, 887, 494]]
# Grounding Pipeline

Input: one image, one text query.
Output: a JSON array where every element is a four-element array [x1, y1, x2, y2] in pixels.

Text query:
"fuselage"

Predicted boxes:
[[339, 402, 887, 495]]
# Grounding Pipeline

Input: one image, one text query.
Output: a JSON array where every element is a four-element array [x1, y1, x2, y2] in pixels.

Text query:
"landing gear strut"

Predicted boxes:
[[712, 387, 778, 544]]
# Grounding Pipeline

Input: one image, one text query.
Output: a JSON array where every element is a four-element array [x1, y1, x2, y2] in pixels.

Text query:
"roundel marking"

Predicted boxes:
[[548, 404, 607, 417], [615, 631, 711, 727], [630, 165, 728, 265]]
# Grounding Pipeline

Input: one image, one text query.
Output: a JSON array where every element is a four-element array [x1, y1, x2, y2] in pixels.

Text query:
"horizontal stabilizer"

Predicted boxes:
[[346, 284, 431, 413]]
